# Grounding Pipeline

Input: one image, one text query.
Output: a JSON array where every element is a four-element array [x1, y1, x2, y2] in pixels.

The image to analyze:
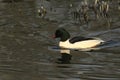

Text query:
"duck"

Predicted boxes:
[[53, 28, 105, 51], [53, 28, 105, 64]]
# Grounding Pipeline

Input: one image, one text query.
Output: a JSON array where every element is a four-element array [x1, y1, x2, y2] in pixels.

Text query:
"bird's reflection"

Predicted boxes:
[[56, 49, 72, 64]]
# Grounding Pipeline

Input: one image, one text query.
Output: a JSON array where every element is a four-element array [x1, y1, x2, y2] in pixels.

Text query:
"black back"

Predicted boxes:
[[69, 36, 94, 44]]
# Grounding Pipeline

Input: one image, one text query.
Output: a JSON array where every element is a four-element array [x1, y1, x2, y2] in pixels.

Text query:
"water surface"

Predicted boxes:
[[0, 0, 120, 80]]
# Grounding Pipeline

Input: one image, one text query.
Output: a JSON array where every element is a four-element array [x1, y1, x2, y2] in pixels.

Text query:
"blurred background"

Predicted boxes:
[[0, 0, 120, 80]]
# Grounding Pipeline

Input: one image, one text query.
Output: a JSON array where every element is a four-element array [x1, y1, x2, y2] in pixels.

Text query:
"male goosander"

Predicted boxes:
[[53, 28, 104, 50], [53, 28, 104, 63]]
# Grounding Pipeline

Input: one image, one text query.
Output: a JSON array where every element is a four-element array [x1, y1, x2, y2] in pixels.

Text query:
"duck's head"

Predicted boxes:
[[53, 28, 70, 41]]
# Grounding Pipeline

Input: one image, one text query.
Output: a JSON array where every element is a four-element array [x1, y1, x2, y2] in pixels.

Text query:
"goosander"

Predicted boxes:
[[53, 28, 105, 64], [53, 28, 104, 50]]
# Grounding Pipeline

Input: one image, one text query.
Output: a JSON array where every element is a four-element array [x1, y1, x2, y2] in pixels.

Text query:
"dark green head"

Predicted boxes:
[[54, 28, 70, 41]]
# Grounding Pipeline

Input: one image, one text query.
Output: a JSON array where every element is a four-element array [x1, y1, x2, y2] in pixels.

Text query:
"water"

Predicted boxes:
[[0, 0, 120, 80]]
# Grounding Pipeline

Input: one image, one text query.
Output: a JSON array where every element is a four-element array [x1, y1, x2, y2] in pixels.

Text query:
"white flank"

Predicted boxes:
[[59, 38, 104, 49]]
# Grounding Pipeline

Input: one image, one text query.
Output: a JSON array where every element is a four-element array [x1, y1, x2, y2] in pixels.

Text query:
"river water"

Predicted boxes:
[[0, 0, 120, 80]]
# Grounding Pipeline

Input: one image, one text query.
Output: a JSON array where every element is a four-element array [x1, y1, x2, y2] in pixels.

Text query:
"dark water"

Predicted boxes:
[[0, 0, 120, 80]]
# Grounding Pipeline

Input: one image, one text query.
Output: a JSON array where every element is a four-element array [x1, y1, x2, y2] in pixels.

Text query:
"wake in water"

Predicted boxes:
[[95, 40, 120, 49], [87, 28, 120, 37]]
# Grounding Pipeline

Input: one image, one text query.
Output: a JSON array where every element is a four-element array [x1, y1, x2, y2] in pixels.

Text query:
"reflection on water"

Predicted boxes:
[[0, 0, 120, 80]]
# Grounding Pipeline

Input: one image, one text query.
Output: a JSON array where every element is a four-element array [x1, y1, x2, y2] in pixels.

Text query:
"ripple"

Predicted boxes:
[[0, 0, 120, 80]]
